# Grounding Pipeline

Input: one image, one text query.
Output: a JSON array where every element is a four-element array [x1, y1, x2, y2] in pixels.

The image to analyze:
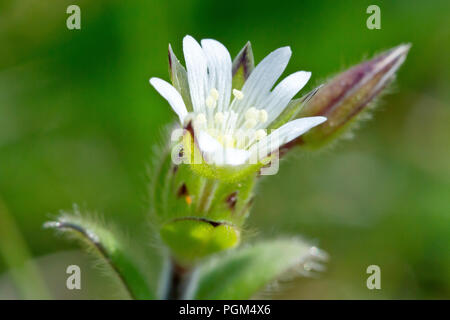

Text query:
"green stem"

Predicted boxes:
[[166, 259, 189, 300], [0, 197, 51, 299]]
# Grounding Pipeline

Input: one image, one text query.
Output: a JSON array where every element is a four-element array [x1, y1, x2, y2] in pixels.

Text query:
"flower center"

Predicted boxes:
[[192, 88, 268, 149]]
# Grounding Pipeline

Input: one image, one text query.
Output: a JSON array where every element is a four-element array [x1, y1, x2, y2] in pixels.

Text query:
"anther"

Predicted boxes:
[[214, 112, 224, 124], [244, 118, 257, 129], [259, 109, 268, 123], [232, 89, 244, 100], [255, 129, 267, 140], [195, 113, 207, 125], [245, 107, 258, 121], [206, 95, 216, 109], [210, 88, 219, 100]]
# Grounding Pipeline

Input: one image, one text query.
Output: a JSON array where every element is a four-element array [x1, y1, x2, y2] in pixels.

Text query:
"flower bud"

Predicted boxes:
[[297, 44, 411, 148]]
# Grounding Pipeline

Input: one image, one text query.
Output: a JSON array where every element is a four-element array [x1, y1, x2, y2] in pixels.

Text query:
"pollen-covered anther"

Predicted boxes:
[[244, 118, 257, 129], [259, 109, 268, 123], [210, 88, 219, 100], [232, 89, 244, 100], [245, 107, 258, 121], [206, 95, 216, 109], [255, 129, 267, 140], [214, 112, 224, 124], [195, 113, 207, 125], [206, 88, 219, 109]]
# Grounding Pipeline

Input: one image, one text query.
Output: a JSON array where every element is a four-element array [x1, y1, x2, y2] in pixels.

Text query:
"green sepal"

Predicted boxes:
[[182, 129, 265, 183], [149, 133, 256, 227], [232, 42, 254, 90], [149, 132, 257, 264], [168, 44, 193, 112]]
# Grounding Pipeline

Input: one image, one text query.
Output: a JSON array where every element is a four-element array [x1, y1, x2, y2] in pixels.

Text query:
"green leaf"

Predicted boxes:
[[44, 210, 161, 299], [185, 238, 328, 300], [232, 42, 254, 90]]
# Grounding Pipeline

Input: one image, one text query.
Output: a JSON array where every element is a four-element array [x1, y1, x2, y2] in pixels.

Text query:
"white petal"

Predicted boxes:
[[263, 71, 311, 126], [149, 77, 188, 123], [197, 130, 222, 153], [251, 116, 326, 159], [220, 148, 250, 166], [183, 35, 208, 112], [197, 130, 250, 166], [233, 47, 292, 115], [201, 39, 232, 113]]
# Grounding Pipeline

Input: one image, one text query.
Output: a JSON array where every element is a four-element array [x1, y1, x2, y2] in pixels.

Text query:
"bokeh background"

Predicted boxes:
[[0, 0, 449, 299]]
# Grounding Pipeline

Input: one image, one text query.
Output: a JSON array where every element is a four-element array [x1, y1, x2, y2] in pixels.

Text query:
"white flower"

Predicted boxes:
[[150, 36, 326, 166]]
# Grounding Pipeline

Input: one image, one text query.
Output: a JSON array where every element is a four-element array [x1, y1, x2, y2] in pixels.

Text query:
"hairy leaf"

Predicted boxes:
[[185, 238, 328, 299], [45, 210, 161, 299]]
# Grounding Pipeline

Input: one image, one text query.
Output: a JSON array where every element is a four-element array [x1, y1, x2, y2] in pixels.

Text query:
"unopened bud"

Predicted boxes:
[[298, 44, 411, 148]]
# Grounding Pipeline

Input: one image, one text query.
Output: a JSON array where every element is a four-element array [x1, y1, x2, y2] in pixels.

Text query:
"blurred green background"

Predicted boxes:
[[0, 0, 449, 299]]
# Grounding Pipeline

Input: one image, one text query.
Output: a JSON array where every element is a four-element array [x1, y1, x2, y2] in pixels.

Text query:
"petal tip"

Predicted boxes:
[[149, 77, 160, 86]]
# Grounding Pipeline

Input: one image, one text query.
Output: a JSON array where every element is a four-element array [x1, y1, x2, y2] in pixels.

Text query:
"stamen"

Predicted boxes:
[[232, 89, 244, 100], [206, 88, 219, 109], [259, 109, 268, 123], [195, 113, 207, 125], [244, 118, 257, 129], [255, 129, 267, 140], [214, 112, 224, 124], [210, 88, 219, 100], [234, 129, 245, 148], [206, 95, 216, 109], [245, 107, 258, 121]]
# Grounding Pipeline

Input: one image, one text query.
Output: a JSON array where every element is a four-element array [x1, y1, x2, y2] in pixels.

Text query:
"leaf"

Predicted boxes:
[[185, 238, 328, 300], [232, 42, 254, 90], [44, 209, 161, 299], [168, 44, 193, 112]]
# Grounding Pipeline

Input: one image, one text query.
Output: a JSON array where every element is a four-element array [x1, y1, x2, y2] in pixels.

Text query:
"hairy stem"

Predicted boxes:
[[166, 259, 189, 300]]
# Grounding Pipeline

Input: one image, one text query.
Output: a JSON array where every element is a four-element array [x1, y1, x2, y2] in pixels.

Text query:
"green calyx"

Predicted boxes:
[[180, 129, 266, 183], [149, 134, 257, 264]]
